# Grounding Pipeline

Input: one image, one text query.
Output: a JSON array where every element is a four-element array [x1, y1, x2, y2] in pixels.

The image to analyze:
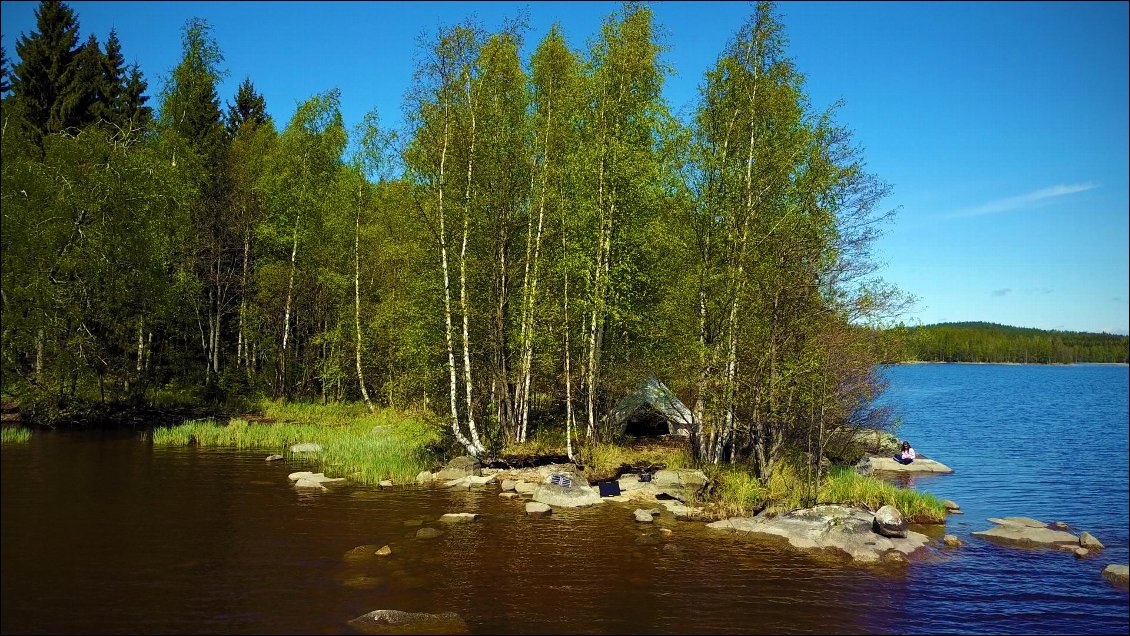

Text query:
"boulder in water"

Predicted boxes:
[[347, 609, 469, 635], [435, 456, 481, 481], [525, 502, 552, 517], [873, 505, 908, 538]]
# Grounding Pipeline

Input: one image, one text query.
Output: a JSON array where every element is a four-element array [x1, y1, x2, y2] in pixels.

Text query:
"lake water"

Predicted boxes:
[[1, 364, 1127, 634]]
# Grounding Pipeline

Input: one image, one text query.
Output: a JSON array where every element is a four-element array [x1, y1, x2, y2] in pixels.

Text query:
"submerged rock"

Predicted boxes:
[[376, 545, 392, 556], [344, 545, 386, 562], [972, 517, 1079, 548], [499, 492, 519, 499], [347, 609, 469, 635], [1074, 548, 1089, 558], [707, 504, 930, 564], [634, 508, 660, 523], [415, 527, 443, 539], [943, 534, 963, 547], [294, 478, 327, 491], [265, 454, 284, 462], [439, 513, 479, 524], [856, 456, 954, 474], [942, 499, 960, 511]]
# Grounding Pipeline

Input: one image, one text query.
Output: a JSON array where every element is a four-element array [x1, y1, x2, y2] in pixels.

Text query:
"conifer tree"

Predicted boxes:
[[1, 38, 11, 96], [122, 64, 152, 133], [54, 32, 102, 131], [12, 0, 81, 136], [91, 28, 126, 129], [226, 77, 268, 137]]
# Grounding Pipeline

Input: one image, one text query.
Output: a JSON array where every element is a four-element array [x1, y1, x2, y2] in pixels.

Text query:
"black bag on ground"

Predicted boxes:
[[598, 481, 621, 497]]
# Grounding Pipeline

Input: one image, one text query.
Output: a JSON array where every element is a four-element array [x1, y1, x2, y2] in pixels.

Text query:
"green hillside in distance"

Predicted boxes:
[[879, 321, 1129, 364]]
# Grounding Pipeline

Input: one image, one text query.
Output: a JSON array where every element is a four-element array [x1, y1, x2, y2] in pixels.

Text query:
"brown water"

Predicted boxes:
[[1, 431, 912, 635]]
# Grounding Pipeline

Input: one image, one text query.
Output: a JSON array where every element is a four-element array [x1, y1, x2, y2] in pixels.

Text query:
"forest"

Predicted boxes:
[[883, 322, 1129, 365], [3, 0, 911, 481]]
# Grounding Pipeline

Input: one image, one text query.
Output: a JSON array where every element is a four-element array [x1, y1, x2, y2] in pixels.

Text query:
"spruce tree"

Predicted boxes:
[[53, 32, 102, 132], [12, 0, 82, 136], [122, 64, 152, 133], [91, 28, 126, 129], [1, 38, 11, 96], [226, 77, 268, 137]]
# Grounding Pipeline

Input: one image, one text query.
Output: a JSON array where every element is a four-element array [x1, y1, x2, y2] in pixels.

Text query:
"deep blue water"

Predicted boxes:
[[878, 363, 1129, 634]]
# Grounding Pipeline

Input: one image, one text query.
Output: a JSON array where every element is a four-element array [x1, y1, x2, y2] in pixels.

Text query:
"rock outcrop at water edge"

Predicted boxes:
[[347, 609, 469, 635], [856, 456, 954, 474], [434, 456, 481, 481], [873, 505, 908, 538], [1102, 564, 1128, 588], [972, 516, 1082, 549], [706, 504, 930, 563], [532, 482, 602, 508]]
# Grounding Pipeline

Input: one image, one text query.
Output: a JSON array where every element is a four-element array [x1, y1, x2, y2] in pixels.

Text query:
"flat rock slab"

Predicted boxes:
[[973, 517, 1079, 548], [265, 454, 284, 462], [707, 504, 930, 564], [1102, 564, 1129, 588], [439, 513, 480, 524], [533, 483, 601, 508], [856, 456, 953, 474], [526, 502, 552, 516], [634, 508, 660, 523], [290, 443, 322, 453], [513, 481, 538, 495], [444, 475, 496, 489], [658, 500, 705, 520], [294, 478, 327, 491], [288, 471, 345, 484], [348, 609, 469, 635]]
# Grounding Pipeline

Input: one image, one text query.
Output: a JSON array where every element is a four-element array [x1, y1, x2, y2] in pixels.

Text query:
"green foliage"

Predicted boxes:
[[11, 0, 82, 137], [152, 402, 442, 483], [884, 322, 1129, 364], [815, 466, 946, 523], [1, 427, 33, 444]]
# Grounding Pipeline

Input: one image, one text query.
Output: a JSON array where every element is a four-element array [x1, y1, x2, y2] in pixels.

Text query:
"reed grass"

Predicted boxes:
[[583, 441, 694, 480], [151, 402, 442, 485], [1, 427, 32, 444], [815, 466, 947, 523]]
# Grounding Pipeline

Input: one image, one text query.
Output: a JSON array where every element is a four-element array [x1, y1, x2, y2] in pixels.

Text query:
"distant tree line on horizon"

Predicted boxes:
[[2, 0, 906, 494], [879, 322, 1129, 364]]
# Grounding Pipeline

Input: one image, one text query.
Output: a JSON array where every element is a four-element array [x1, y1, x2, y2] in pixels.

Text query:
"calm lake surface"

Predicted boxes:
[[2, 364, 1127, 634]]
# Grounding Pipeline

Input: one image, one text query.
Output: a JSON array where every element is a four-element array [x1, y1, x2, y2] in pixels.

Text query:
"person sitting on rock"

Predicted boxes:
[[894, 441, 916, 465]]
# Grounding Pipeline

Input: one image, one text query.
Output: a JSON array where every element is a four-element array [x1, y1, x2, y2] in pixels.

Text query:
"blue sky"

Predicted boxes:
[[2, 1, 1127, 334]]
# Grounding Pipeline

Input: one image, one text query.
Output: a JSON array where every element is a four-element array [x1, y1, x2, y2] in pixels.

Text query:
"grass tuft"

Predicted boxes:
[[1, 427, 32, 445]]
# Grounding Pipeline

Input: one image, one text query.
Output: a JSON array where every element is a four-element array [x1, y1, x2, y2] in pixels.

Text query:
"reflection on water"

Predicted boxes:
[[1, 364, 1128, 634]]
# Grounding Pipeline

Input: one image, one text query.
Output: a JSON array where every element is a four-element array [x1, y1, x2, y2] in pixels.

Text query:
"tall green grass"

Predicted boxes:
[[152, 402, 442, 484], [815, 466, 947, 523], [582, 441, 694, 480], [1, 427, 32, 444]]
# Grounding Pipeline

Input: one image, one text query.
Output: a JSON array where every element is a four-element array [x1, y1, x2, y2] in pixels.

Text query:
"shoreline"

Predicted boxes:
[[891, 361, 1128, 366]]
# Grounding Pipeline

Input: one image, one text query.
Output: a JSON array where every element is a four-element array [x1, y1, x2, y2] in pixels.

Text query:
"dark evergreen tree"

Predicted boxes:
[[54, 32, 102, 131], [226, 77, 268, 138], [12, 0, 81, 136], [91, 28, 126, 129], [1, 38, 11, 96], [122, 64, 152, 133]]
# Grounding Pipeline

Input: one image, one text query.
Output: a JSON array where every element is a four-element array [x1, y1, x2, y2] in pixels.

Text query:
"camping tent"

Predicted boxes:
[[606, 377, 692, 437]]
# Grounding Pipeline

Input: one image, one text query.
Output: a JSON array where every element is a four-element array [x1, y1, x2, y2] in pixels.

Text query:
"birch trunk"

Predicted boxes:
[[354, 183, 374, 412], [459, 75, 484, 454], [281, 212, 300, 398], [237, 229, 250, 367]]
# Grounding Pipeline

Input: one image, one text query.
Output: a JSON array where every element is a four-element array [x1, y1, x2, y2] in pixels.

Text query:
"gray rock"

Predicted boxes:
[[501, 479, 518, 492], [942, 499, 960, 511], [347, 609, 469, 635], [533, 483, 601, 508], [1079, 531, 1104, 550], [294, 478, 327, 491], [973, 517, 1079, 548], [499, 492, 519, 499], [707, 504, 930, 564], [634, 508, 660, 523], [289, 442, 322, 453], [856, 456, 953, 474], [415, 471, 434, 484], [288, 471, 315, 481], [658, 500, 705, 520], [873, 505, 908, 538], [1074, 548, 1089, 558], [402, 519, 423, 527], [513, 480, 538, 495], [652, 469, 710, 489], [434, 456, 482, 481], [379, 480, 394, 488], [439, 513, 479, 524], [376, 545, 392, 556], [1051, 521, 1071, 531], [343, 545, 386, 562], [943, 534, 963, 547], [415, 527, 443, 539], [1102, 564, 1129, 588], [986, 516, 1047, 528], [265, 454, 283, 462], [881, 550, 909, 564], [525, 502, 552, 517]]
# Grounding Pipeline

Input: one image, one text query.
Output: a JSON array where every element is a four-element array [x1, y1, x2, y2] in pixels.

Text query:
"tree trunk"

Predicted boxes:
[[459, 78, 484, 454], [355, 183, 374, 412], [281, 212, 300, 399]]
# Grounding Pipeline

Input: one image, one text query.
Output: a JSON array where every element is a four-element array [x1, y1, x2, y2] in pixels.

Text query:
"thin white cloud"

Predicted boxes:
[[948, 183, 1098, 218]]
